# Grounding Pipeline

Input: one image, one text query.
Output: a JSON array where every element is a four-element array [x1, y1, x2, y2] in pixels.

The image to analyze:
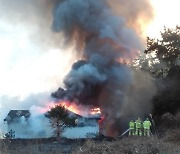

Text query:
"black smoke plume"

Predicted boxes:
[[51, 0, 154, 136]]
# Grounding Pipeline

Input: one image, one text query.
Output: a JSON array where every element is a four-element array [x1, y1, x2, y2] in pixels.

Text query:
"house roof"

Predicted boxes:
[[67, 109, 101, 120], [4, 109, 101, 122], [86, 116, 101, 120], [4, 110, 31, 122], [67, 110, 83, 118]]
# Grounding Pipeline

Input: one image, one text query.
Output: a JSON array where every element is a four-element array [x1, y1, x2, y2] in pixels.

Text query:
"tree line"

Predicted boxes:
[[137, 26, 180, 118]]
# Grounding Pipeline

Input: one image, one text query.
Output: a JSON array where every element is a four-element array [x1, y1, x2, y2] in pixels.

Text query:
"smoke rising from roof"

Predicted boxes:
[[0, 0, 155, 137], [51, 0, 155, 136]]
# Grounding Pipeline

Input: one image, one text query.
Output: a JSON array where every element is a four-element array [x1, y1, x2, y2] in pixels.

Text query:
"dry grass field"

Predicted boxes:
[[0, 129, 179, 154]]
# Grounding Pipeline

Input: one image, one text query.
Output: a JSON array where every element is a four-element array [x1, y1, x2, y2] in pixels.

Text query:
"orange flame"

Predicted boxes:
[[60, 101, 82, 115], [56, 101, 101, 117], [90, 108, 101, 115]]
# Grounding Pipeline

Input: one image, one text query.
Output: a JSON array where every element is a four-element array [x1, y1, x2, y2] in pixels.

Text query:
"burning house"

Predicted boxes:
[[0, 0, 155, 139], [3, 108, 100, 139]]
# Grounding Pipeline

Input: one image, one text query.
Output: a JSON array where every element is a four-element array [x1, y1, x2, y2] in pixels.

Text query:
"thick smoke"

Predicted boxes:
[[0, 0, 155, 138], [107, 0, 154, 35], [51, 0, 155, 136]]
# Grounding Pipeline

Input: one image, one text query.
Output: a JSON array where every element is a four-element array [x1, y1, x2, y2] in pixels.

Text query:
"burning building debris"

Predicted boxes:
[[51, 0, 154, 137]]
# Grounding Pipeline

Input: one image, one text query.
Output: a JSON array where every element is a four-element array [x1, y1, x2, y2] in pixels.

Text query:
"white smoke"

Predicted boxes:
[[0, 93, 53, 138]]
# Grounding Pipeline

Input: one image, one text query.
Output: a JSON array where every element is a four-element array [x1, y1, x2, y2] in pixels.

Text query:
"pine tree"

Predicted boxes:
[[45, 105, 76, 139]]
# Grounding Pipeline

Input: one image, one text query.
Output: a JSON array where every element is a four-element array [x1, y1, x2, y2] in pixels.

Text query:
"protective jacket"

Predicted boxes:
[[129, 121, 135, 129], [143, 120, 151, 129], [135, 118, 142, 136], [135, 119, 142, 128]]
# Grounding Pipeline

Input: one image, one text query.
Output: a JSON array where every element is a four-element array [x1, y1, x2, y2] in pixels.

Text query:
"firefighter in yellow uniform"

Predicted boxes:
[[143, 118, 151, 136], [135, 117, 142, 136], [129, 120, 135, 136]]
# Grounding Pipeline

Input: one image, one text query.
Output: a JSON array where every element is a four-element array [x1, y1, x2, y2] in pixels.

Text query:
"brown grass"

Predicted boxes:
[[74, 135, 180, 154], [0, 130, 179, 154], [0, 138, 79, 154]]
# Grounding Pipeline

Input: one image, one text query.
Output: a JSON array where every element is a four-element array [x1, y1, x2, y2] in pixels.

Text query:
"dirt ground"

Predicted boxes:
[[0, 130, 179, 154]]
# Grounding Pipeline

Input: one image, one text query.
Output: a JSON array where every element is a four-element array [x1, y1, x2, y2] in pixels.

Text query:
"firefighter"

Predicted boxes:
[[143, 118, 151, 136], [135, 117, 142, 136], [129, 119, 135, 136]]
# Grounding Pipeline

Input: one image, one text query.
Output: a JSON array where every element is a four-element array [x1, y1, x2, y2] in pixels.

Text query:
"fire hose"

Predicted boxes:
[[118, 115, 159, 138], [119, 128, 130, 138]]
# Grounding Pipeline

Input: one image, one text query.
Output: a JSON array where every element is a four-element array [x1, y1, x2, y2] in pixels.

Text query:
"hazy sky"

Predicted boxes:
[[146, 0, 180, 38]]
